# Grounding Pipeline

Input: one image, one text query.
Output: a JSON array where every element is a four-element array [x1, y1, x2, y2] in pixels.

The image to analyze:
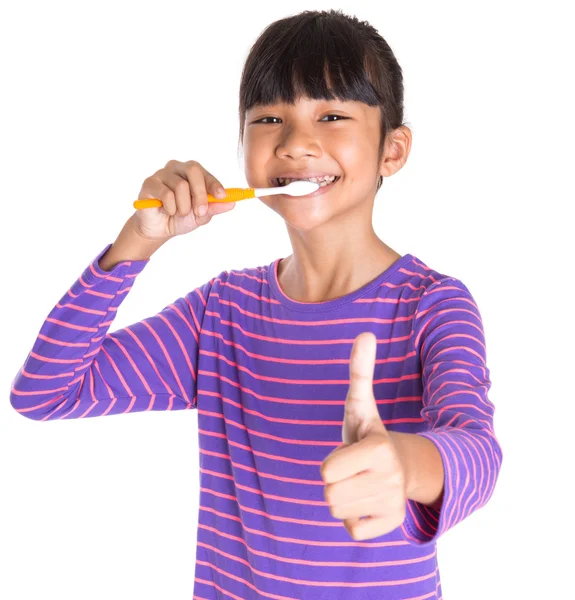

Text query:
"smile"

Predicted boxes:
[[273, 176, 341, 188]]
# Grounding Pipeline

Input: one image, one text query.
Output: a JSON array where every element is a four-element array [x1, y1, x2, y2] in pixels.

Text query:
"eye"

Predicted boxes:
[[254, 116, 281, 124], [253, 114, 349, 124], [320, 115, 348, 122]]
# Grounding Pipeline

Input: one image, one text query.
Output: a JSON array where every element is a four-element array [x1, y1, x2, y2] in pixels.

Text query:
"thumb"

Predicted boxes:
[[342, 332, 387, 445]]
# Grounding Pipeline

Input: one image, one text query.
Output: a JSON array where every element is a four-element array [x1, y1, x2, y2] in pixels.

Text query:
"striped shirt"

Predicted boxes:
[[10, 243, 502, 600]]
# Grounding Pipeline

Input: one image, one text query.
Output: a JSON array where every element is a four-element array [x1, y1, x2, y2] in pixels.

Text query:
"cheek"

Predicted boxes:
[[242, 139, 268, 183], [334, 135, 378, 176]]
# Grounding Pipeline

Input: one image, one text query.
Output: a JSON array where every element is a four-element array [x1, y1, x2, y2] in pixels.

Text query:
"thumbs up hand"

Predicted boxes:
[[320, 332, 407, 541]]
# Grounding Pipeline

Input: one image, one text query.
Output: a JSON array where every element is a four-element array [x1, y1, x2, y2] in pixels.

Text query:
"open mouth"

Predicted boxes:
[[272, 176, 341, 189]]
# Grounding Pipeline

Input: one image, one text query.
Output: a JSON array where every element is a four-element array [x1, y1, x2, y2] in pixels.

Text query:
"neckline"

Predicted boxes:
[[267, 253, 414, 312]]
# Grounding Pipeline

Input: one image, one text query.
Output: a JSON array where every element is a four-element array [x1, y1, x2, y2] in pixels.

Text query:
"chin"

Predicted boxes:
[[263, 200, 338, 231], [257, 177, 355, 229]]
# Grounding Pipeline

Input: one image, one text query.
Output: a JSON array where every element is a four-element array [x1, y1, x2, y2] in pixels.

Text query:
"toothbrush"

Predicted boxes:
[[133, 180, 320, 210]]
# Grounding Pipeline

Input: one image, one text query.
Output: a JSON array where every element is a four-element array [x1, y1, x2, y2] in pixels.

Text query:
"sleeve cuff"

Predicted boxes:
[[81, 243, 150, 286], [400, 431, 452, 545]]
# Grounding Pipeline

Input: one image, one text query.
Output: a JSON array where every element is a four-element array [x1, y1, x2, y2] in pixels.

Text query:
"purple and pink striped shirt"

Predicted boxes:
[[10, 243, 502, 600]]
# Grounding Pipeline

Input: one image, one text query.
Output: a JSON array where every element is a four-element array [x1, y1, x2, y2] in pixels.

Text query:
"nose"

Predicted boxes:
[[275, 126, 322, 160]]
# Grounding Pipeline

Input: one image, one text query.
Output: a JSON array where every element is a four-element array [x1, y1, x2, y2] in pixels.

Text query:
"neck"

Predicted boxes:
[[278, 209, 402, 303]]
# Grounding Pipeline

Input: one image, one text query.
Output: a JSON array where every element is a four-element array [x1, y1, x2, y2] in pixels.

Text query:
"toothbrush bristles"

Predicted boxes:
[[283, 180, 320, 196]]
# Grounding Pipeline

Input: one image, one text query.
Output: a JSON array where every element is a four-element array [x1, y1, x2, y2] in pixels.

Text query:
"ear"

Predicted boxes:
[[379, 125, 412, 179]]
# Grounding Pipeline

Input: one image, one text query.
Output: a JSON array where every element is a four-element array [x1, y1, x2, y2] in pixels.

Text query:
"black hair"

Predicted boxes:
[[238, 9, 408, 191]]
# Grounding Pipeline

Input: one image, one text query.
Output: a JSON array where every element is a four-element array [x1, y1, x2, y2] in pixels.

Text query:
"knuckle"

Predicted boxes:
[[141, 175, 157, 189], [174, 178, 189, 194], [195, 190, 208, 204], [161, 190, 176, 211], [162, 188, 175, 202]]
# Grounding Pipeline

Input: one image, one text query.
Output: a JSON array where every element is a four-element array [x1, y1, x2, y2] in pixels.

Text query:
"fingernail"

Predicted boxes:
[[216, 188, 226, 198], [197, 204, 207, 216]]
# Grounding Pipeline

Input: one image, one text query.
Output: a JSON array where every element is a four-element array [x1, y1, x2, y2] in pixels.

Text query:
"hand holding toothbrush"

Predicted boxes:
[[131, 159, 319, 241], [131, 159, 238, 241]]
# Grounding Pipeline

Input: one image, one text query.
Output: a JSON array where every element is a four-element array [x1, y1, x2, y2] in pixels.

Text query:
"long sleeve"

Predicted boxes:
[[400, 277, 503, 545], [10, 243, 214, 421]]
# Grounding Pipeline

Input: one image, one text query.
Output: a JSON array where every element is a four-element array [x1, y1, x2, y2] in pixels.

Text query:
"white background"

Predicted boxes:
[[1, 1, 573, 598]]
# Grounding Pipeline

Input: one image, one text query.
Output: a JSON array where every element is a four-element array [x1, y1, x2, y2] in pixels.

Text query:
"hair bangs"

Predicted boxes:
[[240, 18, 381, 115]]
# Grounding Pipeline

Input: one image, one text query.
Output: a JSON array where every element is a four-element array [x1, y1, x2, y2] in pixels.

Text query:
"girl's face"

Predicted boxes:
[[242, 97, 386, 232]]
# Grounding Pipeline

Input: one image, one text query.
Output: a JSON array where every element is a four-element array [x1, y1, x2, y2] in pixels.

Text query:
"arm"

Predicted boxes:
[[399, 278, 503, 545], [10, 220, 213, 421]]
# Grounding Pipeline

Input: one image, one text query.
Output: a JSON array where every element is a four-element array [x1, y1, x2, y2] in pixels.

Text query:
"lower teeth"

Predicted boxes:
[[277, 177, 338, 187]]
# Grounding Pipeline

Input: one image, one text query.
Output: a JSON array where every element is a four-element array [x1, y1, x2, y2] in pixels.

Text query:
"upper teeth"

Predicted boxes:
[[278, 175, 337, 186]]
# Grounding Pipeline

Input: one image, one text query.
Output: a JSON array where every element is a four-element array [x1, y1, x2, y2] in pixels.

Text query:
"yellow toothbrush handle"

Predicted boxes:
[[214, 188, 256, 202], [133, 188, 256, 210]]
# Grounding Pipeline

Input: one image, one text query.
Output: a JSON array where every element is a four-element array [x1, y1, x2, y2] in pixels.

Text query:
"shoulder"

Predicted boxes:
[[399, 254, 477, 306], [403, 255, 485, 349], [196, 260, 275, 302]]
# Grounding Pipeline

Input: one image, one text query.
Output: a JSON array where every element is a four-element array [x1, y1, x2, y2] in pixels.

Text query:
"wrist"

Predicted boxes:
[[98, 217, 167, 271], [124, 214, 169, 253], [388, 431, 416, 498], [389, 431, 444, 507]]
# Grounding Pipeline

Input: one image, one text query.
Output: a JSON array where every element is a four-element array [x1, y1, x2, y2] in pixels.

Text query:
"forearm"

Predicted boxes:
[[99, 215, 167, 271], [10, 236, 151, 420], [389, 431, 444, 509]]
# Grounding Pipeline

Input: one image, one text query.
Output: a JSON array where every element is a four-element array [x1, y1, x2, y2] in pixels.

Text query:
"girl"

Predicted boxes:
[[10, 9, 502, 600]]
